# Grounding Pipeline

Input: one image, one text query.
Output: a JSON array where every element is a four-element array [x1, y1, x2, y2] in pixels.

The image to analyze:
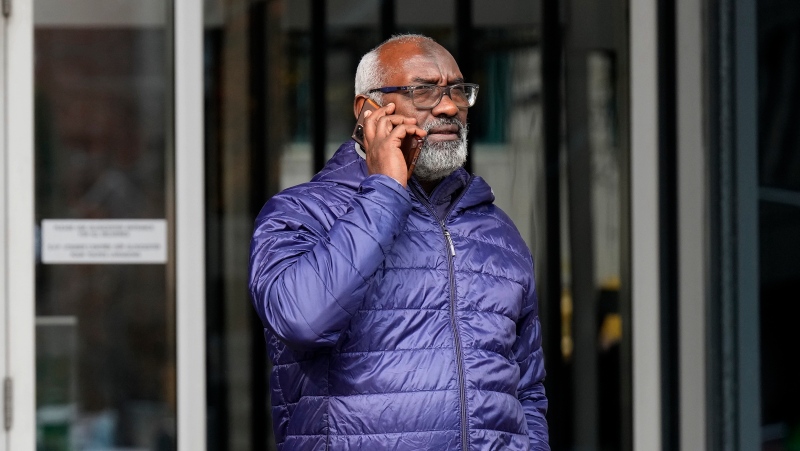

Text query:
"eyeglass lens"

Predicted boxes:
[[413, 84, 477, 108]]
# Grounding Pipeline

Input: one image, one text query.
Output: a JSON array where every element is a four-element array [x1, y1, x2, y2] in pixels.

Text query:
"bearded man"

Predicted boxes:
[[249, 34, 549, 450]]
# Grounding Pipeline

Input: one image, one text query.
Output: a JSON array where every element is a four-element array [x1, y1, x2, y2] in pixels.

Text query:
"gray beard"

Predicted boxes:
[[413, 118, 468, 182]]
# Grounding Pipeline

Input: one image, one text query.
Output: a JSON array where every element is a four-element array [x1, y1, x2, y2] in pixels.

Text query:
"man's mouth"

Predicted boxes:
[[425, 124, 460, 141]]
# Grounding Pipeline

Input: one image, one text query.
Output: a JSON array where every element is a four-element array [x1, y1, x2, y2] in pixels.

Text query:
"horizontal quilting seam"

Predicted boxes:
[[353, 307, 514, 320], [284, 429, 459, 438], [302, 264, 350, 335], [516, 344, 543, 365], [459, 210, 516, 230], [271, 356, 324, 367], [450, 233, 529, 261], [327, 238, 368, 281], [382, 266, 448, 272], [457, 308, 515, 321], [468, 387, 520, 398], [462, 346, 515, 363], [403, 227, 449, 236], [334, 346, 454, 356], [283, 388, 457, 403], [359, 193, 407, 224], [470, 428, 528, 435], [453, 268, 525, 286], [356, 307, 448, 312], [305, 187, 347, 212], [336, 216, 385, 256]]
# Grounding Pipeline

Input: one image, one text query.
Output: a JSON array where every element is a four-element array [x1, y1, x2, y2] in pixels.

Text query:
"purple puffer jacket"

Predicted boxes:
[[249, 140, 549, 450]]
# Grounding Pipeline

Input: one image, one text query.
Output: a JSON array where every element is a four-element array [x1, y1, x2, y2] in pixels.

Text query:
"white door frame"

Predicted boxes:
[[3, 0, 36, 449], [1, 1, 205, 449], [174, 1, 206, 450]]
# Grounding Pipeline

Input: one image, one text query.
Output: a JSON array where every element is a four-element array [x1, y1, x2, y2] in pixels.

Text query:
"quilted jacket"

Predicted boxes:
[[249, 140, 549, 450]]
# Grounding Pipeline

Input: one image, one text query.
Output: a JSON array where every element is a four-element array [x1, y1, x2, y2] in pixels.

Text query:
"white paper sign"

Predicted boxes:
[[41, 219, 168, 264]]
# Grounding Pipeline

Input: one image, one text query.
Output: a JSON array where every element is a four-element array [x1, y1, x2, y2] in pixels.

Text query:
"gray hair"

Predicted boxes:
[[354, 34, 437, 104]]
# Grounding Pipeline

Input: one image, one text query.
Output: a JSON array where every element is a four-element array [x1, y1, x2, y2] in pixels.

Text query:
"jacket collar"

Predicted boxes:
[[313, 140, 495, 213]]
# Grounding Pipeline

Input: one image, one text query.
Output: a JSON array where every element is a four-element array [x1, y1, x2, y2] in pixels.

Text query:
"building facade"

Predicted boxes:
[[1, 0, 798, 450]]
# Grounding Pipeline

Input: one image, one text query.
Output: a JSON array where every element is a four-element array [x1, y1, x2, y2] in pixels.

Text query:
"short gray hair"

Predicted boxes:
[[354, 34, 437, 104]]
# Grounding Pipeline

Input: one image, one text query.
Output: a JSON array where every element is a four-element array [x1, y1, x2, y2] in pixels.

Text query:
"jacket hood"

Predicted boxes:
[[310, 140, 369, 190]]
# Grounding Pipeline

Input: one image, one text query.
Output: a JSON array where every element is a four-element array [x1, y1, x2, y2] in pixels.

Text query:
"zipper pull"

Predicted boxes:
[[443, 228, 456, 257]]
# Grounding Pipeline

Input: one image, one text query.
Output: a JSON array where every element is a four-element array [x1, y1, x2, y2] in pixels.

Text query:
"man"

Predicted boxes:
[[249, 34, 549, 450]]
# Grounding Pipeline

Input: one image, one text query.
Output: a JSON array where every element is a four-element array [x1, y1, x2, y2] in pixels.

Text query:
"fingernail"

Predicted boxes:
[[364, 110, 372, 117]]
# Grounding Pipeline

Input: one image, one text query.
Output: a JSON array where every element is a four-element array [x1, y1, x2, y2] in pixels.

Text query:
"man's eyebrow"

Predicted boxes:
[[410, 77, 439, 85], [410, 76, 466, 85]]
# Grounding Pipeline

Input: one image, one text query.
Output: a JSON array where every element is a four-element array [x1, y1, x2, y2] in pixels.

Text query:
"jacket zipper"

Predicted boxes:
[[410, 178, 473, 450]]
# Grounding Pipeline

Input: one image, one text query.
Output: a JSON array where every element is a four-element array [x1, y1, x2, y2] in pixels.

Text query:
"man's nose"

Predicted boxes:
[[432, 92, 460, 116]]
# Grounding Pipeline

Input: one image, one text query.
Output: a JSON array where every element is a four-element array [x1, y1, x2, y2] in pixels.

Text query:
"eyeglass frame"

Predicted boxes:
[[366, 83, 480, 109]]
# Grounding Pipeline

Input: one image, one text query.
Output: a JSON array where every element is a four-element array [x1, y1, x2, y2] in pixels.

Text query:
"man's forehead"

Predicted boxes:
[[379, 41, 462, 85]]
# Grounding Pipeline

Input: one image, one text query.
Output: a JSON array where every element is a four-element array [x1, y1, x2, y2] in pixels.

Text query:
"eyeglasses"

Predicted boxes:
[[366, 83, 479, 109]]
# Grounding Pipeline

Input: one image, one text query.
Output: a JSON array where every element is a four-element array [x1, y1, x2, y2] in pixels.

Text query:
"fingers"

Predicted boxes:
[[362, 103, 419, 140], [361, 104, 428, 187]]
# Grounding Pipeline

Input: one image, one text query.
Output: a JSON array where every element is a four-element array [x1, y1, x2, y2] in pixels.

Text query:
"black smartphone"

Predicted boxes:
[[352, 98, 424, 181]]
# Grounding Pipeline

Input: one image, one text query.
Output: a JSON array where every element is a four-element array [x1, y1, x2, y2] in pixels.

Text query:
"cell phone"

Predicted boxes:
[[352, 98, 424, 181]]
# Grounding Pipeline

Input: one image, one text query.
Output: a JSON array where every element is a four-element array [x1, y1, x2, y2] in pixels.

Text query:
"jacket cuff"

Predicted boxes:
[[362, 174, 411, 200]]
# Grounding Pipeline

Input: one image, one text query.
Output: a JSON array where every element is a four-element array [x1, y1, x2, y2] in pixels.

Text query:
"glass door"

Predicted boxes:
[[33, 2, 178, 448], [3, 0, 204, 449]]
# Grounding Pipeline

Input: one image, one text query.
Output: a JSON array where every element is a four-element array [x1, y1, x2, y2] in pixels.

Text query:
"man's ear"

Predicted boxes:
[[353, 95, 368, 119]]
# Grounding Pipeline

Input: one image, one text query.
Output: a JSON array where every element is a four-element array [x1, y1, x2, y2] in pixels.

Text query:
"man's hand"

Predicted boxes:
[[361, 103, 427, 187]]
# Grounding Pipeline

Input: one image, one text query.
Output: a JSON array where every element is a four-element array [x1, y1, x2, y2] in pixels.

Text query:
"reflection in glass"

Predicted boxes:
[[758, 1, 800, 446], [34, 2, 176, 450]]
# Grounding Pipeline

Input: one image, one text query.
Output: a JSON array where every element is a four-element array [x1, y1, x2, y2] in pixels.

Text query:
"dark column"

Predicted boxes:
[[311, 1, 328, 173], [380, 0, 395, 41], [541, 0, 570, 449], [249, 2, 270, 449], [455, 1, 474, 174], [656, 0, 680, 449]]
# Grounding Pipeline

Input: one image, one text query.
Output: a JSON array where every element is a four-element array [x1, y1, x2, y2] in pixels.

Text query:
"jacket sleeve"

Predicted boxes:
[[248, 175, 412, 349], [513, 268, 550, 450]]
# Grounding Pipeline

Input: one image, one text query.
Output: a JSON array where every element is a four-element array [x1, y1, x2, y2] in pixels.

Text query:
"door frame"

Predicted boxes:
[[174, 1, 206, 450], [3, 0, 36, 449], [2, 1, 206, 449]]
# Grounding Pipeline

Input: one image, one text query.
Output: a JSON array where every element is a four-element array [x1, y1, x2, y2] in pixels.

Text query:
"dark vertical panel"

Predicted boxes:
[[456, 1, 474, 174], [204, 28, 230, 450], [380, 0, 396, 41], [708, 0, 761, 448], [656, 0, 680, 449], [564, 52, 598, 451], [541, 0, 569, 448], [563, 0, 601, 446], [249, 2, 269, 450], [311, 1, 328, 173], [614, 1, 634, 449], [734, 0, 760, 448]]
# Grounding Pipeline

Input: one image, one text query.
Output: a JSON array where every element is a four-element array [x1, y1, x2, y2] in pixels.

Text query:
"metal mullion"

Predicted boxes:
[[630, 0, 663, 447], [174, 0, 206, 450]]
